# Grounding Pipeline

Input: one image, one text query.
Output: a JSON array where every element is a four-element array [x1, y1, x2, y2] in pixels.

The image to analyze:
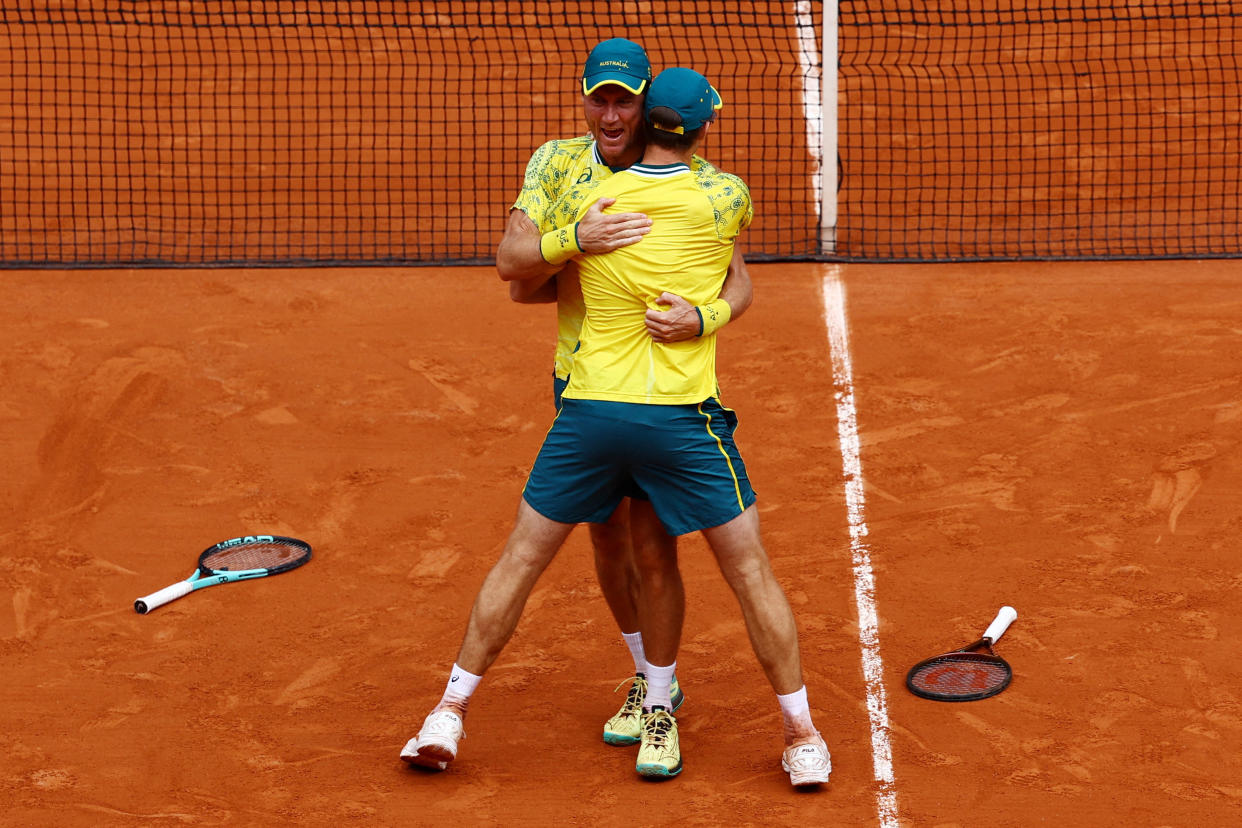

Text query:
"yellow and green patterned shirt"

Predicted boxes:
[[561, 161, 752, 405], [511, 136, 721, 381], [512, 136, 615, 381]]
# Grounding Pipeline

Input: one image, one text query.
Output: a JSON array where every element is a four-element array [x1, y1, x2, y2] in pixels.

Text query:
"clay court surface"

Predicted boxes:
[[2, 260, 1240, 825]]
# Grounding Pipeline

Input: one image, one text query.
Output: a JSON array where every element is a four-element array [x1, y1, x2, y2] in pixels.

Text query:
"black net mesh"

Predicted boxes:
[[0, 1, 823, 266], [4, 1, 1238, 265], [838, 1, 1242, 260]]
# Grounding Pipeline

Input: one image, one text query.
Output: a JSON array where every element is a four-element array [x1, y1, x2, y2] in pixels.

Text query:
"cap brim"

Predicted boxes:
[[582, 74, 649, 95]]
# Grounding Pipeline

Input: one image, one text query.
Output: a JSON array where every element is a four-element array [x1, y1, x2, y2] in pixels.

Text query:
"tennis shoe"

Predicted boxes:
[[781, 732, 831, 787], [604, 673, 686, 746], [400, 709, 464, 770], [669, 674, 685, 711], [603, 673, 647, 745], [635, 707, 682, 778]]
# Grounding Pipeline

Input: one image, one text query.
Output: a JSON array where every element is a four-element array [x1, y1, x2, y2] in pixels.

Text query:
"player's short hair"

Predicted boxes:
[[644, 116, 705, 150]]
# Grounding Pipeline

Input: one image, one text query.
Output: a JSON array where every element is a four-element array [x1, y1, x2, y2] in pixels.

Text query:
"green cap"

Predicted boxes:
[[644, 67, 723, 134], [582, 38, 651, 95]]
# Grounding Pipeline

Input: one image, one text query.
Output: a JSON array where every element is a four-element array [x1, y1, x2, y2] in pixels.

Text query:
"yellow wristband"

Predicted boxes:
[[696, 299, 733, 337], [539, 223, 583, 265]]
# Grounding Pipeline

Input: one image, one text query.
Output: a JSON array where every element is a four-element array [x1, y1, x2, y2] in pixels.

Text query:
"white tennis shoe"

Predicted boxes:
[[400, 709, 465, 771], [781, 732, 831, 786]]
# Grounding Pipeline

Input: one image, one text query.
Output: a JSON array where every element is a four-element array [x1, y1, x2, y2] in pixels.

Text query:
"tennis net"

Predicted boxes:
[[2, 2, 1239, 266], [0, 1, 823, 267], [838, 1, 1242, 260]]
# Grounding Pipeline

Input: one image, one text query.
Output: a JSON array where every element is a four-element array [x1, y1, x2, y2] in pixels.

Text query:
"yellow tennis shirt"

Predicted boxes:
[[511, 137, 723, 382], [561, 161, 752, 405]]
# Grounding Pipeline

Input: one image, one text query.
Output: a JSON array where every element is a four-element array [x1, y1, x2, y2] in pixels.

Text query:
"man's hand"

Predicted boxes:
[[576, 197, 652, 253], [645, 292, 702, 343]]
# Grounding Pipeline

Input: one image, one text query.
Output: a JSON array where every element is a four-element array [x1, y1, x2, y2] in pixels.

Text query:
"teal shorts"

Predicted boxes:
[[523, 396, 757, 536], [554, 375, 649, 504]]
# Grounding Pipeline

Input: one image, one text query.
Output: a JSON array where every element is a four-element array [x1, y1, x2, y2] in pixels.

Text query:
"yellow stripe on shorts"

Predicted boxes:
[[697, 401, 744, 511]]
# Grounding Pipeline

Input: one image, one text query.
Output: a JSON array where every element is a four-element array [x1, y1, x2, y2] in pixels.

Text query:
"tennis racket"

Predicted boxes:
[[134, 535, 312, 614], [906, 606, 1017, 701]]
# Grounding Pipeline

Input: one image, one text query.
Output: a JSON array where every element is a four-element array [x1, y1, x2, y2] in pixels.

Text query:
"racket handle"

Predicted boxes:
[[134, 581, 194, 614], [983, 606, 1018, 643]]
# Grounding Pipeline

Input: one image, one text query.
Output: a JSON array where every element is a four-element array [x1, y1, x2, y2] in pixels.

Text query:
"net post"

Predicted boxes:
[[821, 0, 839, 255]]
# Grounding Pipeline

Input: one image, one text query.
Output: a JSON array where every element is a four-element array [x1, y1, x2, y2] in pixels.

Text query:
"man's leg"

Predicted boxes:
[[629, 498, 683, 673], [402, 499, 574, 769], [589, 500, 643, 657], [595, 498, 686, 746], [590, 498, 684, 675], [700, 505, 804, 698], [629, 498, 686, 778], [454, 499, 576, 676], [590, 500, 648, 747], [700, 504, 831, 786]]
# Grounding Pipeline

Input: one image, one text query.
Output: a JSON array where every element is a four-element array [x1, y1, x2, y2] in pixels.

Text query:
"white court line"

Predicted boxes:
[[822, 270, 900, 827]]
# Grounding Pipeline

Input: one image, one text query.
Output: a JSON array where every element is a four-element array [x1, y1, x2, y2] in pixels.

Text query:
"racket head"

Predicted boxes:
[[197, 535, 312, 576], [906, 638, 1013, 701]]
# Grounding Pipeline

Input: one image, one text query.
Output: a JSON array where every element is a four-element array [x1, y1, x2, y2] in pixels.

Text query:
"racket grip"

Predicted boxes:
[[134, 581, 194, 614], [983, 606, 1018, 642]]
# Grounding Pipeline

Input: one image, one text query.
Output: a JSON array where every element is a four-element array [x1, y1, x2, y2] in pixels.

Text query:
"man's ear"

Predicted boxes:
[[690, 119, 713, 152]]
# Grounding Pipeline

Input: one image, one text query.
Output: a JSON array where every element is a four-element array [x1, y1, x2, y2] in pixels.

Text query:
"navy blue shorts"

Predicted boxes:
[[523, 396, 757, 536]]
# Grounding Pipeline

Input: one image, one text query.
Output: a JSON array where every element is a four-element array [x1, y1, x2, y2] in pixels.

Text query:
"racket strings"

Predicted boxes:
[[908, 655, 1010, 698], [202, 540, 305, 572]]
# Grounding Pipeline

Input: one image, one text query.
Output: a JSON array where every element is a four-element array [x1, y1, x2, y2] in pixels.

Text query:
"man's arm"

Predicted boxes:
[[496, 199, 653, 284], [497, 209, 560, 285], [644, 242, 752, 343], [509, 275, 560, 304], [718, 240, 753, 320]]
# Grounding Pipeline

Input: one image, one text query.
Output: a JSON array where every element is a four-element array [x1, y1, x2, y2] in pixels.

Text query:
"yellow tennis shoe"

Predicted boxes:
[[635, 707, 682, 778], [603, 673, 685, 746], [603, 674, 646, 745]]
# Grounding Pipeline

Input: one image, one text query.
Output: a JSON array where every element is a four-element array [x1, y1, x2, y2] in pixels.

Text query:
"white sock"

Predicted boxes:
[[439, 663, 483, 711], [644, 662, 676, 711], [777, 685, 815, 741], [622, 631, 647, 675]]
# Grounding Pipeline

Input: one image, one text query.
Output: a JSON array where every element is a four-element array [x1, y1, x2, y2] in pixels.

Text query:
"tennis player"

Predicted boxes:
[[493, 38, 753, 746], [403, 67, 830, 788]]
